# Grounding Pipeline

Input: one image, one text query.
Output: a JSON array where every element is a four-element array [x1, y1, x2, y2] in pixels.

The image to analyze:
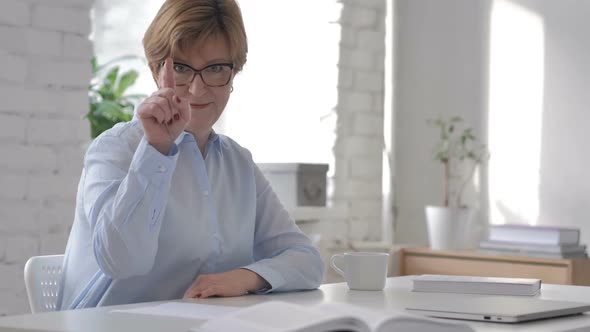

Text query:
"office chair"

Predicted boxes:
[[24, 255, 64, 313]]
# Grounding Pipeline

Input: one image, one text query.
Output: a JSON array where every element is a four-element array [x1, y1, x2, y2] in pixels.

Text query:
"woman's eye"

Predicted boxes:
[[173, 64, 189, 73], [206, 65, 223, 73]]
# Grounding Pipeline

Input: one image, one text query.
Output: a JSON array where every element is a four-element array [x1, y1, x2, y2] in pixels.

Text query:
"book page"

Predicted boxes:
[[317, 302, 474, 332], [111, 302, 240, 320], [316, 302, 394, 330], [377, 317, 475, 332], [188, 301, 474, 332], [193, 301, 370, 332]]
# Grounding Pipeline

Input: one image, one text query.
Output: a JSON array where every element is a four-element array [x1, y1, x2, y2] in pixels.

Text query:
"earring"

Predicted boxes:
[[230, 86, 234, 93]]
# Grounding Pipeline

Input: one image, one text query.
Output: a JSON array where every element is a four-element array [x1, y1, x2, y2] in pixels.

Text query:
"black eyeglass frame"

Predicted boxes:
[[170, 61, 235, 88]]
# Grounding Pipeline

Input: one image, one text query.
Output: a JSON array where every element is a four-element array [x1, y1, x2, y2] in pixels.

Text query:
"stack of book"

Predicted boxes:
[[412, 274, 541, 296], [478, 224, 587, 259]]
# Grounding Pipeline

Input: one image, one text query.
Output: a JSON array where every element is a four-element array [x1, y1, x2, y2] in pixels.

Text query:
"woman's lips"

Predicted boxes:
[[190, 103, 211, 110]]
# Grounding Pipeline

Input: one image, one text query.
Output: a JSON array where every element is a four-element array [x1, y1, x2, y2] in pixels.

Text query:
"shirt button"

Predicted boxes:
[[203, 190, 209, 196], [158, 165, 166, 173]]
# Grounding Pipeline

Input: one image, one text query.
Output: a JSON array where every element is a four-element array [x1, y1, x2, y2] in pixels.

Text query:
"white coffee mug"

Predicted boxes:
[[330, 252, 389, 291]]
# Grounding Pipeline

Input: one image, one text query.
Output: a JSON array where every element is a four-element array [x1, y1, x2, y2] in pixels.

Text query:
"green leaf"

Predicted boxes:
[[104, 66, 120, 87], [88, 55, 146, 138], [91, 56, 98, 74], [115, 70, 139, 99], [96, 100, 132, 121], [95, 67, 119, 101]]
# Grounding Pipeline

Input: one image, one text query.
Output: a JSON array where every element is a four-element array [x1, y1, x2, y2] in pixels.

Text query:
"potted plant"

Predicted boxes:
[[425, 116, 489, 250], [87, 55, 147, 138]]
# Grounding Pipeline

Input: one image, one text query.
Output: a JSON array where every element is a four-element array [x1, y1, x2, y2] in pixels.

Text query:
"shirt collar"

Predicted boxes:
[[175, 129, 222, 153]]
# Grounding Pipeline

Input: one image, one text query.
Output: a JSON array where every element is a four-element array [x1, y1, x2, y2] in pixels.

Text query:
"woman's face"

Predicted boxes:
[[165, 34, 234, 135]]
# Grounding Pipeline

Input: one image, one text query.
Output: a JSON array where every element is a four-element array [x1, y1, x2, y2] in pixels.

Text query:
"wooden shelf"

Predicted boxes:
[[399, 247, 590, 286]]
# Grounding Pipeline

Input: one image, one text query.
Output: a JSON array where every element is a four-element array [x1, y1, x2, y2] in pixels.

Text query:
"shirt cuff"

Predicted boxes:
[[131, 137, 178, 185], [242, 262, 286, 294]]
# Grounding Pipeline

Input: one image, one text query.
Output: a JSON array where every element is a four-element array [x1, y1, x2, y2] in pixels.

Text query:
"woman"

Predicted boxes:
[[57, 0, 324, 309]]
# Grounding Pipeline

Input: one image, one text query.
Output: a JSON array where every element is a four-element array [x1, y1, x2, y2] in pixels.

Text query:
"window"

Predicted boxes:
[[92, 0, 341, 165], [221, 1, 340, 164]]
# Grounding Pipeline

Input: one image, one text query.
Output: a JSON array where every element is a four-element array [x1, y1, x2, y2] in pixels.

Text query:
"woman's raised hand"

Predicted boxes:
[[137, 57, 191, 155]]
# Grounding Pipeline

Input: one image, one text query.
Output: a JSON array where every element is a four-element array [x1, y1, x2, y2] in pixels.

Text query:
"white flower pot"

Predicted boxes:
[[425, 206, 472, 250]]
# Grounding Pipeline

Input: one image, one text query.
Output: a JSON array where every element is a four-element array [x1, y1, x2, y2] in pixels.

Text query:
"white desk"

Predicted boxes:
[[1, 276, 590, 332]]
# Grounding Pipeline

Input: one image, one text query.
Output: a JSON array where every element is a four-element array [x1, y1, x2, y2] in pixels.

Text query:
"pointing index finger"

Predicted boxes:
[[159, 56, 175, 89]]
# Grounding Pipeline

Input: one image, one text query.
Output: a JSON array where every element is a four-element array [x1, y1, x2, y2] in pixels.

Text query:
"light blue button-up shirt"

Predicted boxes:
[[57, 120, 324, 309]]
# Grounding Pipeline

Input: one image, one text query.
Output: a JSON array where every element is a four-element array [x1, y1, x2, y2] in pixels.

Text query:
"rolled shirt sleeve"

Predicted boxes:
[[84, 134, 178, 279]]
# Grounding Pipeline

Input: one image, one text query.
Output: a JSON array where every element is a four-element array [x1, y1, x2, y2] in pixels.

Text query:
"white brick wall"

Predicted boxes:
[[32, 6, 91, 35], [0, 0, 93, 316], [0, 52, 28, 82], [331, 0, 386, 244], [0, 0, 386, 315], [0, 2, 31, 27], [27, 29, 62, 56]]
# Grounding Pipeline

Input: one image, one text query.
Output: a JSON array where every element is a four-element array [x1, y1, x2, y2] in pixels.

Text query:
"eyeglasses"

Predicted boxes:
[[171, 61, 234, 88]]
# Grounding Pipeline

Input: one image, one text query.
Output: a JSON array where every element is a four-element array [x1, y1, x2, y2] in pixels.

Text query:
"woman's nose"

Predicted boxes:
[[188, 74, 208, 95]]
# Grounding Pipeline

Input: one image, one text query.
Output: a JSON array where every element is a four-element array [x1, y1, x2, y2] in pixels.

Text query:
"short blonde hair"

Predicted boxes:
[[143, 0, 247, 78]]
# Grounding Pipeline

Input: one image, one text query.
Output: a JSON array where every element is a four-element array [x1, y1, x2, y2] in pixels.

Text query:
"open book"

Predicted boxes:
[[191, 301, 474, 332]]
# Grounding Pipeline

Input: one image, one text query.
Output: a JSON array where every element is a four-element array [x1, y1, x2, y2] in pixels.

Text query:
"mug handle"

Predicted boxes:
[[330, 254, 345, 277]]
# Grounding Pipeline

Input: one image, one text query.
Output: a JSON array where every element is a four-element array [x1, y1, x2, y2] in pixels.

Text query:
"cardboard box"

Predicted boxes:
[[257, 163, 329, 208]]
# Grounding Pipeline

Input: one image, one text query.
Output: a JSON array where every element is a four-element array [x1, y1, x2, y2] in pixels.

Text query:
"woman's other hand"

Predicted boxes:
[[183, 269, 270, 299], [137, 57, 191, 154]]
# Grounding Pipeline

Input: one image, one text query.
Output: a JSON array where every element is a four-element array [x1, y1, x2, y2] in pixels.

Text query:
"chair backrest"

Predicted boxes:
[[24, 255, 64, 313]]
